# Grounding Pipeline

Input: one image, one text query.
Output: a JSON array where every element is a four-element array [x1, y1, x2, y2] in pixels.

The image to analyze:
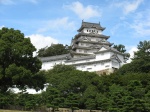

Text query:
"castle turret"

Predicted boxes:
[[71, 21, 113, 58]]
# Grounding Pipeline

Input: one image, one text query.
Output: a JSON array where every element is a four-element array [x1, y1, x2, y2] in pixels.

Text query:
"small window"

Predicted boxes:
[[96, 38, 99, 41], [102, 39, 106, 42], [87, 30, 88, 32], [86, 43, 89, 46], [83, 38, 87, 40], [101, 62, 104, 65], [82, 66, 85, 68], [105, 65, 110, 67], [101, 53, 104, 55], [84, 50, 87, 53], [87, 68, 92, 70], [79, 49, 82, 52], [81, 43, 84, 45]]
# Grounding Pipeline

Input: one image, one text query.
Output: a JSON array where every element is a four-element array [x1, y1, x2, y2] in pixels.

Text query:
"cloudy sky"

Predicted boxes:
[[0, 0, 150, 58]]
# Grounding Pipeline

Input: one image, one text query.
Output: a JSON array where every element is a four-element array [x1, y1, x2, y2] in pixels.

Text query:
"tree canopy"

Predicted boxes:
[[37, 44, 71, 57], [113, 44, 126, 53], [116, 40, 150, 74], [0, 29, 149, 112], [113, 44, 130, 60], [0, 27, 45, 93]]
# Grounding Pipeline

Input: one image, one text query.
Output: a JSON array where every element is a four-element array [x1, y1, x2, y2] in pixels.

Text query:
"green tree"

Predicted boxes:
[[64, 93, 79, 112], [113, 44, 126, 53], [0, 27, 45, 92], [134, 40, 150, 59], [45, 86, 62, 112], [83, 85, 98, 111], [132, 40, 150, 73], [37, 44, 71, 57], [0, 91, 15, 109], [113, 44, 130, 60], [96, 93, 110, 111], [116, 40, 150, 74]]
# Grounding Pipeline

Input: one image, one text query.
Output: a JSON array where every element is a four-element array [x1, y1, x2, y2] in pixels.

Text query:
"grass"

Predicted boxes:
[[0, 110, 30, 112]]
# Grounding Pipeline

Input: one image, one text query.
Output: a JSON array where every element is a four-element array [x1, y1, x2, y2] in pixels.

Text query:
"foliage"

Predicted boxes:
[[116, 40, 150, 74], [113, 44, 126, 53], [37, 44, 71, 57], [0, 40, 150, 111], [0, 27, 45, 92], [113, 44, 130, 60]]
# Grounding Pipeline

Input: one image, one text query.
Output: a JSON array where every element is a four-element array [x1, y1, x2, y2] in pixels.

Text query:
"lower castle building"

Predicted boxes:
[[39, 21, 127, 74]]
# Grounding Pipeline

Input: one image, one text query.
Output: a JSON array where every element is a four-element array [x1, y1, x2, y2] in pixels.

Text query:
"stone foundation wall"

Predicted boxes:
[[96, 68, 115, 76], [47, 108, 108, 112]]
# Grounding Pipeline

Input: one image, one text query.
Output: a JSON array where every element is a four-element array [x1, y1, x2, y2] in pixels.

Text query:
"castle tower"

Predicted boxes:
[[71, 21, 113, 58], [40, 21, 127, 74]]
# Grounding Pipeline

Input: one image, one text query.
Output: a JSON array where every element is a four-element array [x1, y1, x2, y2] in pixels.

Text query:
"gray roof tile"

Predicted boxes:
[[78, 21, 105, 31]]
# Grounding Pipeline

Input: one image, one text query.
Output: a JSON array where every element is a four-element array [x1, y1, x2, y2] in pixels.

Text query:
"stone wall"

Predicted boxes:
[[47, 108, 108, 112], [96, 68, 115, 76]]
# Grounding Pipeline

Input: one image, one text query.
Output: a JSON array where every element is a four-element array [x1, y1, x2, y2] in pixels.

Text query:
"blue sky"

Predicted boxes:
[[0, 0, 150, 58]]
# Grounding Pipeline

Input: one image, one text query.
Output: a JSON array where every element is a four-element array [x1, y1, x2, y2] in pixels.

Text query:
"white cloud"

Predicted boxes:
[[127, 46, 138, 63], [110, 24, 120, 35], [130, 10, 150, 37], [37, 17, 75, 33], [124, 0, 143, 15], [27, 34, 58, 50], [113, 0, 143, 15], [0, 0, 15, 5], [0, 25, 5, 29], [110, 22, 129, 35], [0, 0, 38, 5], [65, 1, 100, 19], [130, 20, 150, 37], [22, 0, 38, 4]]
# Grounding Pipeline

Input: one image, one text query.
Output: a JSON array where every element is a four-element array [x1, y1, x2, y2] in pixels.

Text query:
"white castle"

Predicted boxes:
[[40, 21, 127, 74]]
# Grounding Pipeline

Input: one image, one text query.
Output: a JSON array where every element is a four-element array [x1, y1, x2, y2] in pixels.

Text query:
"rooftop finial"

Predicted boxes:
[[99, 21, 100, 25], [82, 19, 84, 23]]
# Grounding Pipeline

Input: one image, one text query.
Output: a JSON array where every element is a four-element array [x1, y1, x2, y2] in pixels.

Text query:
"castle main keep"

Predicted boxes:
[[39, 21, 127, 74]]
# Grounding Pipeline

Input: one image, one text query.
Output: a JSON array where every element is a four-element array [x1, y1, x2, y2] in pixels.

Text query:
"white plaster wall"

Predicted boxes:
[[78, 42, 91, 47], [110, 52, 125, 67], [41, 52, 125, 72], [100, 47, 107, 51], [75, 61, 111, 72], [110, 52, 114, 56], [76, 48, 94, 54], [89, 49, 97, 53], [87, 36, 102, 42], [111, 59, 120, 68], [65, 58, 95, 66], [83, 28, 102, 34], [95, 52, 111, 61], [42, 61, 54, 70], [76, 49, 85, 53], [41, 59, 65, 70], [117, 54, 125, 66]]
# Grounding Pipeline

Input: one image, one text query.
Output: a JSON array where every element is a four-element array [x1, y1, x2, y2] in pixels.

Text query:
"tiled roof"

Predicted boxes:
[[39, 54, 71, 62], [68, 59, 111, 66], [111, 54, 121, 62], [75, 32, 110, 39], [65, 55, 95, 62], [78, 21, 105, 31], [94, 45, 125, 55]]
